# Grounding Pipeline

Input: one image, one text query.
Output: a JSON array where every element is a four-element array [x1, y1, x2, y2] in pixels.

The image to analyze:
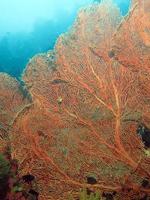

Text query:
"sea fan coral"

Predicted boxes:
[[0, 73, 29, 151], [0, 0, 149, 199]]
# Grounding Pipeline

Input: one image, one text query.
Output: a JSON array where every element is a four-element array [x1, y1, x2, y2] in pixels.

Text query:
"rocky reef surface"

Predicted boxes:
[[0, 0, 150, 199]]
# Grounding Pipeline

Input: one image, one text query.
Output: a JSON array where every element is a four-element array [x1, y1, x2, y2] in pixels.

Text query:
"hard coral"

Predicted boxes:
[[0, 0, 149, 199]]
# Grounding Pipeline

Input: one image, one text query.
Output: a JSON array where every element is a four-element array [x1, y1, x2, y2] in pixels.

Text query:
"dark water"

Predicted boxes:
[[0, 0, 130, 79]]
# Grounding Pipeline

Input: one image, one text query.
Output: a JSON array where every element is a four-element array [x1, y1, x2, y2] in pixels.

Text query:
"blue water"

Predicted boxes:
[[114, 0, 131, 15], [0, 0, 130, 79]]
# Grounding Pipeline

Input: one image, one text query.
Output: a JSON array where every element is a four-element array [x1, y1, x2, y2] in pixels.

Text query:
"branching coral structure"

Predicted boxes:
[[0, 0, 150, 199]]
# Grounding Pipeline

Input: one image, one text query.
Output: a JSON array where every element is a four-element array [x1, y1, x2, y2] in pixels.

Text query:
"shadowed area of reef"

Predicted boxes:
[[0, 0, 150, 199]]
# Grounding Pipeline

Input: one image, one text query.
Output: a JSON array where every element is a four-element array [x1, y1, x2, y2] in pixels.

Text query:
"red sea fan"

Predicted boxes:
[[8, 1, 150, 199], [0, 73, 30, 151]]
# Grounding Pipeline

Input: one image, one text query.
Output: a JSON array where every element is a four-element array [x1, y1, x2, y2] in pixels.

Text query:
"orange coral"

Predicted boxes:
[[0, 0, 149, 199], [0, 73, 30, 151], [112, 0, 150, 125]]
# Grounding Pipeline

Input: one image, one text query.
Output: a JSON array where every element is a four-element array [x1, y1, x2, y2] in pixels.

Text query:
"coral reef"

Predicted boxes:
[[0, 73, 30, 152], [0, 0, 150, 199]]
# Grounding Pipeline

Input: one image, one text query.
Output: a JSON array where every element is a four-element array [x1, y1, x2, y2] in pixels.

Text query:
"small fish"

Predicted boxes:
[[144, 149, 150, 157], [57, 96, 63, 105], [51, 79, 68, 84]]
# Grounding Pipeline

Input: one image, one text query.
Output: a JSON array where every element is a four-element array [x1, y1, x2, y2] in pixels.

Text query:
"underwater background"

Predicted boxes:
[[1, 0, 150, 200], [0, 0, 130, 79]]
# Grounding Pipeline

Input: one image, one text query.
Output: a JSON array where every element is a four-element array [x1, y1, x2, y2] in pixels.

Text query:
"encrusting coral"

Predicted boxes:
[[0, 0, 150, 199]]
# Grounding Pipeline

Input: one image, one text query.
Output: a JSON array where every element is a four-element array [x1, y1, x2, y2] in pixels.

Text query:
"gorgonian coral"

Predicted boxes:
[[1, 0, 149, 199]]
